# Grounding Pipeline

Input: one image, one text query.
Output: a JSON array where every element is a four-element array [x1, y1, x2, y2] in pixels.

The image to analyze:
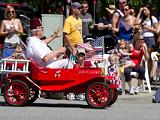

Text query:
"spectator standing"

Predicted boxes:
[[136, 5, 158, 79], [117, 4, 136, 43], [26, 18, 73, 68], [95, 5, 118, 52], [63, 2, 83, 55], [150, 21, 160, 82], [96, 5, 115, 37], [157, 20, 160, 48], [79, 0, 93, 38], [0, 6, 23, 58], [112, 0, 127, 35], [129, 7, 136, 17]]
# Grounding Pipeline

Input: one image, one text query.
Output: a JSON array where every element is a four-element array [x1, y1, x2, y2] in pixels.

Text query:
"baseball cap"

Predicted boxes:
[[77, 48, 86, 56], [71, 2, 81, 9]]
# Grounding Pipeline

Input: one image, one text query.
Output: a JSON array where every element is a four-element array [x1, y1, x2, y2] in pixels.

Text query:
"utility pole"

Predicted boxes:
[[93, 0, 96, 23], [66, 0, 72, 17]]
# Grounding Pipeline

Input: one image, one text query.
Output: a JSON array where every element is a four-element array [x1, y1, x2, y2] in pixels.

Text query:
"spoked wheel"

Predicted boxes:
[[108, 88, 118, 106], [27, 86, 39, 105], [86, 82, 112, 109], [4, 80, 29, 106]]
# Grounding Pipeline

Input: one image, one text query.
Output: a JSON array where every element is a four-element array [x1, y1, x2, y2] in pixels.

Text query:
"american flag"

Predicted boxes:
[[85, 55, 103, 61], [90, 36, 104, 48], [77, 36, 104, 51], [77, 36, 104, 65], [77, 43, 94, 51], [89, 36, 104, 61]]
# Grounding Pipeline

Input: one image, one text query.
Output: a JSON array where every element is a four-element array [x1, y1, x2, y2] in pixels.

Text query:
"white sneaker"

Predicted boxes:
[[78, 93, 85, 101], [66, 93, 75, 100], [129, 88, 134, 95], [134, 86, 140, 94]]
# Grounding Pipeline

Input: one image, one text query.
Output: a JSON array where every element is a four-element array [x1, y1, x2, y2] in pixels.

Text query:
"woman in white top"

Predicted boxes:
[[136, 5, 158, 79], [136, 5, 158, 49], [0, 6, 23, 58]]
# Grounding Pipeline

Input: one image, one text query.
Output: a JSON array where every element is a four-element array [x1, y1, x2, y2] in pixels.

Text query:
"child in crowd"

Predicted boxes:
[[76, 48, 86, 67], [8, 45, 26, 59], [108, 54, 122, 89], [118, 40, 135, 73]]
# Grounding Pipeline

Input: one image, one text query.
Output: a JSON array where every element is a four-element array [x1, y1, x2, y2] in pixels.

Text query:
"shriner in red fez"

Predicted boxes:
[[30, 17, 43, 31]]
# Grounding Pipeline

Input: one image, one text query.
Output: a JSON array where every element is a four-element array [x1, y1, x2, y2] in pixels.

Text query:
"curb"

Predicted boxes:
[[118, 91, 155, 99]]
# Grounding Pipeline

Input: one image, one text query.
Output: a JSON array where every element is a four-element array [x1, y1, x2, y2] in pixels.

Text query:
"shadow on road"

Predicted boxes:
[[31, 102, 90, 109], [0, 101, 95, 109], [0, 101, 8, 106]]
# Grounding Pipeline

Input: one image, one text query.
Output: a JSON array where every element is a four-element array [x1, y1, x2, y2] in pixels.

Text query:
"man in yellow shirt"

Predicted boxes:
[[63, 2, 83, 55]]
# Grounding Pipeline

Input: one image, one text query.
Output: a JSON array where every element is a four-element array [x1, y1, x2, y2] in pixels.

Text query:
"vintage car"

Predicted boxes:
[[0, 58, 118, 109]]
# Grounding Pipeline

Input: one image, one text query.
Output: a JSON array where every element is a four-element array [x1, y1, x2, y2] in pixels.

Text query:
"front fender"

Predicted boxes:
[[5, 74, 41, 90]]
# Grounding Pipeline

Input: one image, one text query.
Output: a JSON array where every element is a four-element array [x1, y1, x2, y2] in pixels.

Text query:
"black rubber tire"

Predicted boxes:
[[86, 82, 112, 109], [4, 80, 29, 106], [107, 88, 118, 106], [26, 87, 39, 105]]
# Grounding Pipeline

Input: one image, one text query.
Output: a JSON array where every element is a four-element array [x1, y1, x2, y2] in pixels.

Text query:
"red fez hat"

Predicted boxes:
[[30, 17, 43, 30]]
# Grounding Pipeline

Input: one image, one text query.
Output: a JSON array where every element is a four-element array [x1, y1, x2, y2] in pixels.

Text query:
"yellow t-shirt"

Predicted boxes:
[[63, 15, 83, 46]]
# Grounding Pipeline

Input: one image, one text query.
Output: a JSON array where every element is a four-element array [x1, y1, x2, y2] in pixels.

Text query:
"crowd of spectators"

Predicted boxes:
[[0, 0, 160, 96], [93, 0, 160, 94]]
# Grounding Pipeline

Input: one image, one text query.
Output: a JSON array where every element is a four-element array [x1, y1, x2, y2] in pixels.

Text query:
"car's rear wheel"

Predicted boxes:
[[4, 80, 29, 106], [86, 82, 112, 109]]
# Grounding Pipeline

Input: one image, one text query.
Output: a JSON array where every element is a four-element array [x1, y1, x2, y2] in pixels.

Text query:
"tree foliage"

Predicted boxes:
[[102, 0, 159, 17], [5, 0, 160, 17]]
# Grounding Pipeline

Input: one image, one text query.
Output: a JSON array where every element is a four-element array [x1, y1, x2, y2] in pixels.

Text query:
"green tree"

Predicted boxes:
[[128, 0, 143, 6], [5, 0, 160, 17]]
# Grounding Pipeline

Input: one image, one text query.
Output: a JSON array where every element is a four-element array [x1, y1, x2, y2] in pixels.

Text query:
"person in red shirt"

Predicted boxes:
[[124, 34, 149, 95], [129, 45, 144, 65]]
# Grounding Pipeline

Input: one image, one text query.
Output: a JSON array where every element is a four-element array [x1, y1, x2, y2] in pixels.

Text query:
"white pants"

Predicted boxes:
[[46, 59, 74, 68]]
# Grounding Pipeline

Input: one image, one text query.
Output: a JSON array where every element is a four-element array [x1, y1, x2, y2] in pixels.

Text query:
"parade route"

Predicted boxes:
[[0, 90, 159, 120]]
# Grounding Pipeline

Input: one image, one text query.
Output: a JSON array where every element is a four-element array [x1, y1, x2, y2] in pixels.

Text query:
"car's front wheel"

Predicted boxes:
[[86, 82, 112, 109]]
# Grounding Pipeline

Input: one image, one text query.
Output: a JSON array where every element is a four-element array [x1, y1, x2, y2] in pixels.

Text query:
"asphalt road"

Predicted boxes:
[[0, 92, 160, 120]]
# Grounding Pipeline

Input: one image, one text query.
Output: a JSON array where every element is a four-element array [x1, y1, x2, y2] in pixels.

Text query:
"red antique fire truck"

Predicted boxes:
[[0, 58, 118, 109]]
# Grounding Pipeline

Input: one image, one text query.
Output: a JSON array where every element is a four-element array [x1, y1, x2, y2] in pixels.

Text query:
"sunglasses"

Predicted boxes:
[[121, 2, 127, 4], [123, 9, 129, 11], [8, 11, 14, 14], [82, 6, 88, 9], [137, 39, 144, 43]]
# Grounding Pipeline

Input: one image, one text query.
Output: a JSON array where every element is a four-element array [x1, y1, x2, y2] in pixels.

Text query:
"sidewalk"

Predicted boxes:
[[118, 91, 155, 99], [119, 77, 158, 98]]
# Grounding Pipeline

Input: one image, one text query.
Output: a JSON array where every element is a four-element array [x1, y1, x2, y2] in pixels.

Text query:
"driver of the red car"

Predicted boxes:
[[26, 17, 74, 68]]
